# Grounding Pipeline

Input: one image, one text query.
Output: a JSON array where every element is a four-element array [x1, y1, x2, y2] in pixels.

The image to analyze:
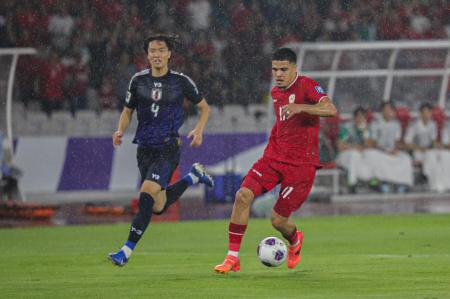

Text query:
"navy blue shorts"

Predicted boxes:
[[136, 141, 180, 189]]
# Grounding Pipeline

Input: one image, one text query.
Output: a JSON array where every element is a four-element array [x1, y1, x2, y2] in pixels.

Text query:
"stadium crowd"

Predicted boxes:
[[331, 102, 450, 194], [1, 0, 449, 194], [0, 0, 449, 116]]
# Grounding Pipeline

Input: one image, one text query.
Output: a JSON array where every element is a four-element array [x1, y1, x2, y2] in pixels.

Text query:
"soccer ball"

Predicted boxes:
[[257, 236, 287, 267]]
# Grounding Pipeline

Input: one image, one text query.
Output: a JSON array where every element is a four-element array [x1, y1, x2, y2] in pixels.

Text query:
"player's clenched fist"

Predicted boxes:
[[113, 130, 123, 147]]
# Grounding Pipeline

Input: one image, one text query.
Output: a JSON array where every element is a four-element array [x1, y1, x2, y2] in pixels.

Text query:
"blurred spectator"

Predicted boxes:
[[87, 28, 107, 89], [355, 12, 377, 40], [442, 122, 450, 149], [0, 2, 14, 47], [368, 102, 414, 193], [229, 2, 251, 34], [98, 75, 115, 110], [371, 102, 403, 154], [187, 0, 211, 30], [191, 31, 214, 65], [421, 120, 450, 193], [126, 4, 144, 31], [40, 51, 66, 117], [16, 54, 42, 108], [319, 130, 337, 164], [64, 52, 88, 116], [211, 28, 228, 69], [115, 52, 137, 111], [94, 0, 124, 26], [48, 4, 74, 51], [336, 107, 374, 192], [14, 2, 42, 46], [409, 7, 431, 37], [404, 103, 438, 166]]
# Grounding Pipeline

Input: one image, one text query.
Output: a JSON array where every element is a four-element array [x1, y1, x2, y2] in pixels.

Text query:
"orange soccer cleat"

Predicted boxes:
[[214, 254, 241, 274], [287, 231, 304, 269]]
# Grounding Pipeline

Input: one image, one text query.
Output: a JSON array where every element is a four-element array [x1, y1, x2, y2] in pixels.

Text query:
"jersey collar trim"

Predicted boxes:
[[283, 73, 298, 90], [150, 68, 170, 78], [318, 96, 327, 102]]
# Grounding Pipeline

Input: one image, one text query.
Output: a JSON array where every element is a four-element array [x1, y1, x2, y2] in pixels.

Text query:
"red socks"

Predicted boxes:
[[228, 223, 298, 253], [228, 222, 247, 252], [287, 228, 299, 246]]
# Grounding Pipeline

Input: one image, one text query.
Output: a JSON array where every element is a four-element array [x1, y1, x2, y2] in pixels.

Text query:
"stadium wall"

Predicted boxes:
[[13, 133, 267, 195]]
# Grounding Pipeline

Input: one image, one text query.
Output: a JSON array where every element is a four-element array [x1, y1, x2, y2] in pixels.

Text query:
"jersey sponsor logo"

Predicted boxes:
[[281, 186, 294, 199], [252, 169, 262, 177], [154, 82, 162, 88], [151, 88, 162, 101], [152, 173, 160, 180], [289, 94, 296, 103], [125, 91, 131, 103], [315, 86, 325, 94]]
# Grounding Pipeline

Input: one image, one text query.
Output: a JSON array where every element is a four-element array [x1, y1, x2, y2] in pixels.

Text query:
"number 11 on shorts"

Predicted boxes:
[[281, 186, 294, 198]]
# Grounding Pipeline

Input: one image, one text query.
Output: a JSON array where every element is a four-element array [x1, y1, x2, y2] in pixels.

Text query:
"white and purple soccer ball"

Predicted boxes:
[[257, 236, 287, 267]]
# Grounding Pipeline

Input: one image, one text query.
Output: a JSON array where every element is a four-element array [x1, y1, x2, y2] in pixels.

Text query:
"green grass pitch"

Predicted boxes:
[[1, 213, 449, 299]]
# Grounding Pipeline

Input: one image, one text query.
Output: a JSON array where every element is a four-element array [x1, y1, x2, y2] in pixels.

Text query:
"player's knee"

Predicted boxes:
[[234, 188, 254, 207], [140, 188, 159, 199], [140, 181, 161, 198], [152, 209, 163, 215]]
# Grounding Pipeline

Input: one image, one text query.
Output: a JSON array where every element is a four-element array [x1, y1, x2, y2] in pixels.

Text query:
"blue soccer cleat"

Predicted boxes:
[[191, 163, 214, 188], [108, 250, 128, 267]]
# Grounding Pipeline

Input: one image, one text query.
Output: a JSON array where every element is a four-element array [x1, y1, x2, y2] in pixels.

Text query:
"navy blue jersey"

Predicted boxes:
[[124, 69, 203, 147]]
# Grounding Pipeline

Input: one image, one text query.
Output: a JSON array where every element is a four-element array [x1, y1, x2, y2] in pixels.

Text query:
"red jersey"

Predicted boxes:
[[263, 74, 328, 166], [41, 62, 65, 101]]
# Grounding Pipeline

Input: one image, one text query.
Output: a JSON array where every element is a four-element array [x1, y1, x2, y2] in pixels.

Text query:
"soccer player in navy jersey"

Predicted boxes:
[[108, 34, 214, 266]]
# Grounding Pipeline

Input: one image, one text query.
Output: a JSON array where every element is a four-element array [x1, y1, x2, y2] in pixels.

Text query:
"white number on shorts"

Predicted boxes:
[[281, 186, 294, 199]]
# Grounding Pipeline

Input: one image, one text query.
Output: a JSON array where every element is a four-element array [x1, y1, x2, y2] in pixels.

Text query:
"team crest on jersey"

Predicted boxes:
[[151, 88, 162, 101], [289, 94, 296, 103], [315, 86, 325, 94]]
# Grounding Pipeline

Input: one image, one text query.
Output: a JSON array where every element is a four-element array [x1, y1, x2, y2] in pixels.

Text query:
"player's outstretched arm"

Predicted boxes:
[[113, 107, 134, 147], [188, 99, 210, 147], [281, 97, 337, 119]]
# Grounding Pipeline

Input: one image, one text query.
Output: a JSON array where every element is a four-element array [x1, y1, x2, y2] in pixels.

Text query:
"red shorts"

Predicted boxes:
[[241, 156, 316, 217]]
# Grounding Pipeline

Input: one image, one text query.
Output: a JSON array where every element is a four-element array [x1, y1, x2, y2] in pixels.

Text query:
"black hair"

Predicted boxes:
[[143, 34, 179, 53], [272, 48, 297, 64], [419, 102, 432, 111], [353, 106, 367, 117]]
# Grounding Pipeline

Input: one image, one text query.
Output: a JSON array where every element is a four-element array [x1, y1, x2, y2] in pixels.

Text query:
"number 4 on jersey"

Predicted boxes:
[[151, 103, 159, 117]]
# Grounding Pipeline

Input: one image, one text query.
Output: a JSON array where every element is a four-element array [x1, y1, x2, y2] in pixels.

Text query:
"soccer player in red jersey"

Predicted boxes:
[[214, 48, 337, 273]]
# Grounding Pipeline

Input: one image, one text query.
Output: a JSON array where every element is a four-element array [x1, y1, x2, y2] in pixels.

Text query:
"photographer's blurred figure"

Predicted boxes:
[[0, 132, 21, 201], [336, 107, 374, 193]]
